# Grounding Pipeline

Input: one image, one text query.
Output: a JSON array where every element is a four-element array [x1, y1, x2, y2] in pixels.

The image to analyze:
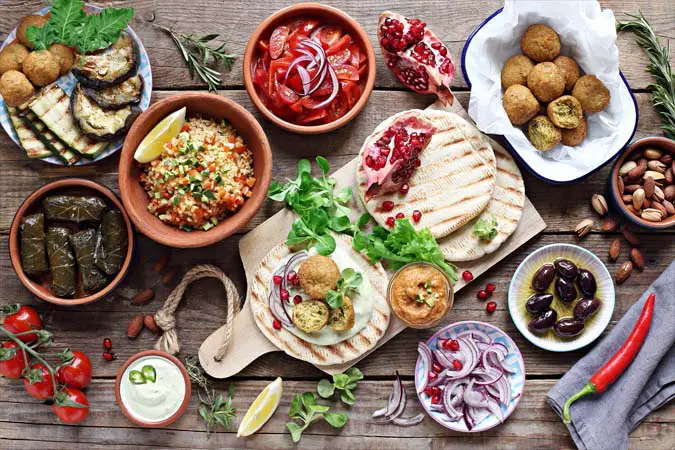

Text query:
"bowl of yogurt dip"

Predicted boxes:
[[115, 350, 191, 427]]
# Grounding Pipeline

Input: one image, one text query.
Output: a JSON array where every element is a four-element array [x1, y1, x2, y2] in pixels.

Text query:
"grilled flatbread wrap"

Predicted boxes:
[[356, 109, 497, 239], [250, 234, 390, 366]]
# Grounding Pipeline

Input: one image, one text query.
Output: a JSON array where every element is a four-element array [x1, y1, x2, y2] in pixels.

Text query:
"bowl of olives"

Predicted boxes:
[[508, 243, 615, 352]]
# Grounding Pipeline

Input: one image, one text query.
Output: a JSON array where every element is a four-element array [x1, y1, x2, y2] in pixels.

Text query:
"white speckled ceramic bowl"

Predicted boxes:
[[508, 243, 614, 352]]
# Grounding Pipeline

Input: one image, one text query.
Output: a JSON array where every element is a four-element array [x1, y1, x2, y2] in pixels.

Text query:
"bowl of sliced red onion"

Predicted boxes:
[[415, 321, 525, 432]]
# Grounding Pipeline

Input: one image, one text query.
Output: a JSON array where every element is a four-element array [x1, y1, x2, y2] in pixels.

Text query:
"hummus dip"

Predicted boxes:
[[389, 262, 451, 328]]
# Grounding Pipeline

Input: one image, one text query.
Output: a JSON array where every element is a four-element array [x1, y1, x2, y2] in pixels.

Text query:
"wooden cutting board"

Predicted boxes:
[[199, 100, 547, 378]]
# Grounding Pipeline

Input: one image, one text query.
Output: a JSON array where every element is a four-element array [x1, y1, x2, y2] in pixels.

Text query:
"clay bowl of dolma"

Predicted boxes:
[[9, 179, 135, 306]]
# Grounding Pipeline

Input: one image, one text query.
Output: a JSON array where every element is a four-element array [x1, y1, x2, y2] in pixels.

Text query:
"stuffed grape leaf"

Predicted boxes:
[[70, 229, 108, 293], [46, 227, 76, 297], [20, 213, 48, 275], [95, 210, 128, 275], [43, 195, 106, 223]]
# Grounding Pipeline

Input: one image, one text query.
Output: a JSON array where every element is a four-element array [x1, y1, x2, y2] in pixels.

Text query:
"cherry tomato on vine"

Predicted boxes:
[[53, 387, 89, 424], [23, 363, 55, 400], [56, 349, 92, 389], [2, 304, 42, 343], [0, 341, 27, 378]]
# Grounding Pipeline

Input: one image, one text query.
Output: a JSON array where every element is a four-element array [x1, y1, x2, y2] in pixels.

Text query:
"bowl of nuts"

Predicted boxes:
[[610, 137, 675, 229]]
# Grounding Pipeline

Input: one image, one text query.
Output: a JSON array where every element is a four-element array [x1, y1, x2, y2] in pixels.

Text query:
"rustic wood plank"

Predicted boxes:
[[0, 91, 667, 234], [0, 1, 672, 91], [0, 379, 673, 449]]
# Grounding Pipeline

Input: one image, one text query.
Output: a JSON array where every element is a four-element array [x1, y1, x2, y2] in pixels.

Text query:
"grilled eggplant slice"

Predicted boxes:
[[72, 32, 138, 89], [82, 74, 143, 110], [23, 111, 79, 165], [7, 106, 52, 159], [27, 84, 108, 158], [72, 84, 140, 141]]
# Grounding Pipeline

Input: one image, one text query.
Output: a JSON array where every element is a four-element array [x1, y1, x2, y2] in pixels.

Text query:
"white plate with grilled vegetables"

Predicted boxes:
[[0, 2, 152, 166]]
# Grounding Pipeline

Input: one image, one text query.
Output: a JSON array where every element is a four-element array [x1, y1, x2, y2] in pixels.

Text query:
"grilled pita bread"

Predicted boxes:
[[440, 144, 525, 261], [356, 109, 497, 239], [249, 234, 391, 366]]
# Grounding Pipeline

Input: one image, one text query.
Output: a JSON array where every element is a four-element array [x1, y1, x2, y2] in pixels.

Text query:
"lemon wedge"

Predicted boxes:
[[133, 106, 186, 163], [237, 377, 283, 437]]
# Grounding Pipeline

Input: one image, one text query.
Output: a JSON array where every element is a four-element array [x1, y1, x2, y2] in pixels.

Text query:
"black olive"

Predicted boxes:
[[554, 317, 585, 337], [532, 263, 555, 292], [577, 269, 597, 296], [525, 293, 554, 314], [528, 309, 557, 333], [555, 277, 577, 303], [554, 258, 579, 279], [574, 297, 601, 321]]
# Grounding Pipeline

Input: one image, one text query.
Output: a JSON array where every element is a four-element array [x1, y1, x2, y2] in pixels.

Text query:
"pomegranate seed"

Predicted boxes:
[[486, 302, 497, 313], [293, 295, 303, 305], [443, 339, 460, 351], [273, 275, 283, 285], [103, 352, 115, 362], [432, 363, 442, 373], [452, 360, 463, 371], [462, 271, 474, 282], [395, 212, 405, 219], [431, 395, 441, 405], [280, 288, 289, 301], [381, 200, 395, 212], [272, 319, 282, 330], [386, 216, 395, 227], [477, 290, 489, 300], [486, 283, 496, 293], [103, 338, 112, 350], [424, 387, 435, 396], [428, 371, 437, 380], [287, 271, 299, 285], [412, 210, 422, 223], [399, 183, 410, 194]]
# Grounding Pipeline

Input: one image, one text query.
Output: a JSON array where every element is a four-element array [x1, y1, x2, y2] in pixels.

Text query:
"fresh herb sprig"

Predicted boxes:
[[184, 355, 236, 434], [472, 215, 498, 241], [617, 12, 675, 139], [353, 218, 458, 283], [325, 269, 363, 309], [155, 25, 236, 91], [286, 392, 348, 442], [317, 367, 364, 405]]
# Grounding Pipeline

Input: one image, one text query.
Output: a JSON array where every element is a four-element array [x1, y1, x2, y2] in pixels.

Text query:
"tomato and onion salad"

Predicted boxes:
[[251, 17, 368, 126]]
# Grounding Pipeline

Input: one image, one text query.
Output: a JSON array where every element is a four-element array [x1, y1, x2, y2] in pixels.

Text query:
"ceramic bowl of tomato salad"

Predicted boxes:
[[244, 2, 376, 134]]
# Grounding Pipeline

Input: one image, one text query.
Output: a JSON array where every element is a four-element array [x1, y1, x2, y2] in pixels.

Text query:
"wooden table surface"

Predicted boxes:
[[1, 1, 674, 448]]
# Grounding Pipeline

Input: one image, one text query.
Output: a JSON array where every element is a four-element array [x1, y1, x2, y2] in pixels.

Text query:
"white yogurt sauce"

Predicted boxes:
[[120, 356, 186, 423]]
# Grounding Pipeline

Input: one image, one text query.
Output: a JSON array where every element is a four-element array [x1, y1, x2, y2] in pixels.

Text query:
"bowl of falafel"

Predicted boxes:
[[462, 1, 638, 184], [0, 3, 152, 166]]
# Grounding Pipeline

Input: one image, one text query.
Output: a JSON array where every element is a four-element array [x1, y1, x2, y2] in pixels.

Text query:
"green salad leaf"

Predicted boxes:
[[286, 392, 348, 442], [325, 268, 363, 309], [472, 215, 498, 241], [317, 367, 363, 406], [76, 7, 135, 53]]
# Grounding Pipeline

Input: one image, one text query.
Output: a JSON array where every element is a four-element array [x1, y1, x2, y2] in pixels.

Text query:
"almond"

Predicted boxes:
[[628, 165, 647, 179], [647, 160, 666, 173], [127, 316, 144, 339], [162, 266, 180, 284], [643, 177, 655, 198], [630, 248, 645, 270], [622, 194, 633, 204], [624, 184, 642, 194], [616, 261, 633, 284], [591, 194, 608, 216], [144, 315, 160, 334], [618, 176, 625, 194], [661, 154, 673, 165], [632, 188, 645, 210], [609, 238, 621, 262], [644, 148, 663, 160], [663, 200, 675, 216], [652, 201, 667, 218], [641, 208, 663, 222], [601, 216, 619, 232], [643, 198, 652, 209], [653, 186, 665, 203], [638, 157, 649, 168], [131, 288, 155, 305], [627, 205, 640, 215], [575, 219, 594, 238], [665, 168, 674, 185], [622, 228, 641, 246], [152, 254, 170, 273], [664, 185, 675, 201], [643, 170, 666, 181], [619, 161, 637, 176]]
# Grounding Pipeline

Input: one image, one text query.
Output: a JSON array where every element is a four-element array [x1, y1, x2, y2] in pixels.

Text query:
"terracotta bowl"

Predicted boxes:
[[119, 93, 272, 248], [9, 178, 135, 306], [609, 137, 675, 230], [243, 2, 376, 134], [115, 350, 191, 428]]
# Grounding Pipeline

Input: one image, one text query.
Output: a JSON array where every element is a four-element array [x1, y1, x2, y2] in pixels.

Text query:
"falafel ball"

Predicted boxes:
[[572, 74, 610, 114], [293, 299, 330, 333], [528, 115, 561, 151], [330, 296, 355, 331], [501, 54, 535, 89], [527, 62, 565, 102], [0, 70, 34, 107], [547, 95, 583, 129], [502, 84, 540, 125], [49, 43, 74, 76], [561, 116, 587, 147], [520, 24, 561, 62], [0, 43, 30, 75], [22, 50, 60, 87], [17, 15, 49, 49], [553, 55, 580, 91], [298, 255, 340, 299]]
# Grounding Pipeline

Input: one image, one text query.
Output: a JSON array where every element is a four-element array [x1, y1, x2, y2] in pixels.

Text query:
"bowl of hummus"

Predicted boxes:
[[388, 262, 454, 328], [115, 350, 191, 427]]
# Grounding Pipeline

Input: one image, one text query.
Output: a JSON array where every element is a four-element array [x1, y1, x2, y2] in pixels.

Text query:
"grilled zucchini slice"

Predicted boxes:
[[7, 106, 52, 159], [72, 84, 140, 142], [23, 111, 79, 165], [82, 74, 143, 109], [72, 32, 138, 89]]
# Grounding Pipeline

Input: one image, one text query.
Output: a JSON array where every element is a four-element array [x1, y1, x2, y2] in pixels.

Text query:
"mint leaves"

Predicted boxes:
[[286, 392, 348, 442], [472, 215, 498, 241], [26, 0, 134, 53], [325, 268, 363, 309], [317, 367, 364, 405]]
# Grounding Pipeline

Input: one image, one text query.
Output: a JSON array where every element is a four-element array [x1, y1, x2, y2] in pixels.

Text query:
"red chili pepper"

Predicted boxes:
[[562, 293, 655, 424]]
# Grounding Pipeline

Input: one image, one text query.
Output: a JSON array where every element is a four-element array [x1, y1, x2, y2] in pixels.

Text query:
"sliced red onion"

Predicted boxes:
[[373, 373, 423, 427], [310, 26, 325, 41], [417, 343, 433, 394], [428, 368, 449, 387], [309, 65, 339, 110], [487, 398, 504, 423], [442, 379, 467, 418], [433, 349, 453, 368], [473, 367, 504, 385], [392, 413, 425, 426], [457, 330, 491, 344], [268, 252, 307, 327]]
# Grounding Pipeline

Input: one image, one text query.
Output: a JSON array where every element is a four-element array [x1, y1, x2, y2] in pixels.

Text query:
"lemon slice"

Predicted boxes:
[[133, 106, 186, 163], [237, 377, 283, 437]]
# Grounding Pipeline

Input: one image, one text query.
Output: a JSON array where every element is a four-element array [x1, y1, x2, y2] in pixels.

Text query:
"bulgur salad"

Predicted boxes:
[[139, 116, 256, 231]]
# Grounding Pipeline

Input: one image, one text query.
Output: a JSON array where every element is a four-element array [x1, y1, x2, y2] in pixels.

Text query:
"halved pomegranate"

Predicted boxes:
[[377, 11, 455, 105], [362, 112, 436, 200]]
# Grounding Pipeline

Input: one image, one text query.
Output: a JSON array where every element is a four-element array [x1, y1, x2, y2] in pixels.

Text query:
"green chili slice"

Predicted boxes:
[[129, 370, 146, 385], [141, 365, 157, 383]]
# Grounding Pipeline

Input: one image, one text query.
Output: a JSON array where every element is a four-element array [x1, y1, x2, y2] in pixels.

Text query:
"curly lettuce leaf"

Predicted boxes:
[[76, 7, 134, 53], [472, 215, 498, 241]]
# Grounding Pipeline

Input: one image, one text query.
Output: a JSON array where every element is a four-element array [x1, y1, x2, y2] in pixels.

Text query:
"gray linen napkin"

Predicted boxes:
[[547, 260, 675, 450]]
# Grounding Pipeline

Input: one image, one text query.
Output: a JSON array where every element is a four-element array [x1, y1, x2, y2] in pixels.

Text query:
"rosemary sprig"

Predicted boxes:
[[183, 355, 236, 434], [155, 24, 236, 91], [617, 12, 675, 139]]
